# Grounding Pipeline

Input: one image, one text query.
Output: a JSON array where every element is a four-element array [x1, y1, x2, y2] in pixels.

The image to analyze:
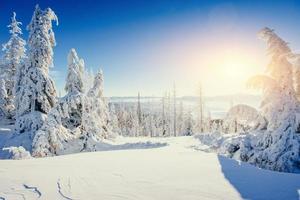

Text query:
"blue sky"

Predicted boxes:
[[0, 0, 300, 97]]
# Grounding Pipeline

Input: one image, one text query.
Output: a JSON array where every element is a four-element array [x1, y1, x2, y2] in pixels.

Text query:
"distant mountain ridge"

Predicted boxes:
[[109, 94, 261, 102]]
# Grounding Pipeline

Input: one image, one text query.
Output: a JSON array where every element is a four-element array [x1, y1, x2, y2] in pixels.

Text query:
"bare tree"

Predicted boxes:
[[198, 83, 204, 133], [173, 83, 177, 136], [161, 94, 166, 136], [167, 91, 171, 136], [137, 92, 142, 136]]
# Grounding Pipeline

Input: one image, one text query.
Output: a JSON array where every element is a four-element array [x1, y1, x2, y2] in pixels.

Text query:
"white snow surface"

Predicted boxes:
[[0, 134, 300, 200]]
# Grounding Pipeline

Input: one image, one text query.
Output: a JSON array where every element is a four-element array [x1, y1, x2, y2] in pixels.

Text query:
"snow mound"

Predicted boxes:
[[226, 104, 259, 124], [2, 146, 31, 159], [195, 130, 300, 173]]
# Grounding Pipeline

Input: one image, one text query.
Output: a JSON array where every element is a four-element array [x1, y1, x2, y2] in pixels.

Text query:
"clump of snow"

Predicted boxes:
[[194, 132, 225, 150], [224, 104, 259, 131], [2, 146, 31, 159]]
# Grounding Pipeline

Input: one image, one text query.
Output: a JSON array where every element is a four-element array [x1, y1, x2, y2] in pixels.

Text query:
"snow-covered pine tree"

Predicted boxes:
[[61, 48, 84, 130], [81, 70, 113, 150], [32, 48, 85, 156], [15, 5, 58, 136], [237, 28, 300, 172], [1, 12, 26, 118], [252, 28, 297, 131], [65, 49, 84, 93]]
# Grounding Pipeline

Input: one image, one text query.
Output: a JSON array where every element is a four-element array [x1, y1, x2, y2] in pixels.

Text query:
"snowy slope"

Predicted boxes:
[[0, 136, 299, 200]]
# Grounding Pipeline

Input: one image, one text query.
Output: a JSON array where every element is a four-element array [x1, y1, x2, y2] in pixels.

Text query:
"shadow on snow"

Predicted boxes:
[[94, 141, 168, 152], [218, 155, 300, 200]]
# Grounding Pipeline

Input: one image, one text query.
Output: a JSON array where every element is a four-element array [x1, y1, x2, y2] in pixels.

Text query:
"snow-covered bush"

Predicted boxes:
[[195, 132, 225, 150], [3, 146, 32, 159], [225, 104, 259, 131]]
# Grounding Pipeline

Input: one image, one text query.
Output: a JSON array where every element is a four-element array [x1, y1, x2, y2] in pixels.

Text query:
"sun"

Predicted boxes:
[[221, 61, 248, 79]]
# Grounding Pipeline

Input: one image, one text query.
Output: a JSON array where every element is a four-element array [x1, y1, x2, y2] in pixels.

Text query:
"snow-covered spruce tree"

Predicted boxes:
[[15, 5, 58, 137], [32, 48, 85, 156], [65, 49, 84, 93], [81, 70, 114, 150], [61, 48, 84, 129], [1, 12, 26, 118], [232, 28, 300, 172]]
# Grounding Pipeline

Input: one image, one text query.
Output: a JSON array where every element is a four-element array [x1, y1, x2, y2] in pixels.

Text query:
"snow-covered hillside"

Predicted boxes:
[[0, 135, 299, 200]]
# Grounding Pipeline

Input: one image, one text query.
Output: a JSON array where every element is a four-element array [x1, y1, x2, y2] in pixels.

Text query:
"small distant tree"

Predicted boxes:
[[182, 109, 195, 136], [161, 95, 166, 136], [167, 91, 171, 136], [109, 103, 121, 135], [0, 78, 9, 117], [177, 101, 184, 135], [173, 83, 177, 136], [197, 83, 204, 133], [137, 92, 142, 136]]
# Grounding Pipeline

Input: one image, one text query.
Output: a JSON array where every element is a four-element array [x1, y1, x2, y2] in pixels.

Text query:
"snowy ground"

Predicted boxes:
[[0, 132, 300, 199]]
